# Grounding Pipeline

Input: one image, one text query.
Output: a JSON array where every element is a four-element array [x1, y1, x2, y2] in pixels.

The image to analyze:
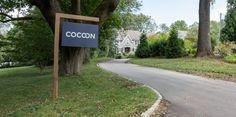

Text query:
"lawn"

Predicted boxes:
[[130, 58, 236, 82], [0, 58, 157, 117]]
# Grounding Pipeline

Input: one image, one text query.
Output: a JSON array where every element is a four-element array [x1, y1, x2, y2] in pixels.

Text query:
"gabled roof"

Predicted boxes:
[[116, 30, 142, 41], [116, 30, 156, 41]]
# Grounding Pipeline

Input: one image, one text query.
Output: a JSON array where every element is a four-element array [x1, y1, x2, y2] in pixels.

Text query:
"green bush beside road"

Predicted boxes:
[[224, 54, 236, 63], [0, 59, 157, 117]]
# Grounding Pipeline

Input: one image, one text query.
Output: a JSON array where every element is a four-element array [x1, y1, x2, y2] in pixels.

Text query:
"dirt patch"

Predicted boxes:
[[151, 99, 171, 117]]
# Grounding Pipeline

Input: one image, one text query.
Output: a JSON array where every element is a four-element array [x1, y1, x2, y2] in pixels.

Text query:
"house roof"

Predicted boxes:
[[116, 30, 156, 41], [117, 30, 142, 41]]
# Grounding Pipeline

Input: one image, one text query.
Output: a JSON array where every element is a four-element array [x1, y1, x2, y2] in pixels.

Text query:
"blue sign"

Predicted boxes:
[[61, 21, 99, 48]]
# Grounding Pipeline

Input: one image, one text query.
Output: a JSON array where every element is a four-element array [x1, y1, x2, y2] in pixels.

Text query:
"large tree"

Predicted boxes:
[[0, 0, 120, 74], [221, 0, 236, 42], [196, 0, 213, 57], [170, 20, 188, 31]]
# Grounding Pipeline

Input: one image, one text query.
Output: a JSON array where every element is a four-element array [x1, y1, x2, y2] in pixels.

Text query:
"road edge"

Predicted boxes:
[[141, 85, 163, 117], [97, 62, 163, 117]]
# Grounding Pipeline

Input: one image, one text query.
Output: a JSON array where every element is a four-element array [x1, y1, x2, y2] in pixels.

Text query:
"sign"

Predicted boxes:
[[61, 22, 99, 48], [53, 13, 99, 99]]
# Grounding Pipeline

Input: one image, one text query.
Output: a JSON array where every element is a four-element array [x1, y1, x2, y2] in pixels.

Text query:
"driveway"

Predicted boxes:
[[98, 59, 236, 117]]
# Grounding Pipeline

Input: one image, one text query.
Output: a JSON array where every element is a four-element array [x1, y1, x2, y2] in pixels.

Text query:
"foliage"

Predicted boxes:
[[186, 22, 198, 42], [159, 23, 169, 32], [165, 27, 186, 58], [115, 53, 123, 59], [170, 20, 188, 31], [221, 0, 236, 42], [184, 39, 197, 56], [121, 13, 157, 33], [135, 34, 151, 58], [214, 41, 236, 57], [148, 33, 169, 57], [116, 0, 157, 33], [4, 9, 53, 70], [224, 54, 236, 63], [0, 59, 156, 116]]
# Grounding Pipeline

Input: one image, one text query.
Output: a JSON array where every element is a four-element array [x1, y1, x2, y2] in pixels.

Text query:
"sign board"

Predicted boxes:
[[61, 22, 99, 48], [53, 13, 99, 99]]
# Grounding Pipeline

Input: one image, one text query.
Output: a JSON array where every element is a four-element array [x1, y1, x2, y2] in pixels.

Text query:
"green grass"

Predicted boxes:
[[0, 59, 157, 117], [130, 58, 236, 81], [224, 54, 236, 63]]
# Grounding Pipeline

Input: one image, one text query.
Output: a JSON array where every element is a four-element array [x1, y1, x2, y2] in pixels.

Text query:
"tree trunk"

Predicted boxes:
[[31, 0, 120, 75], [196, 0, 213, 57], [30, 0, 61, 31], [60, 0, 84, 75]]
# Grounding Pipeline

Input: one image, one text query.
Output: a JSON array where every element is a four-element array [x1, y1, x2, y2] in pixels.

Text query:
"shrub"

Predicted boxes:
[[149, 33, 169, 57], [224, 54, 236, 63], [165, 27, 186, 58], [150, 38, 167, 57], [214, 41, 236, 57], [135, 34, 151, 58], [115, 53, 123, 59], [184, 39, 196, 56], [127, 53, 136, 58]]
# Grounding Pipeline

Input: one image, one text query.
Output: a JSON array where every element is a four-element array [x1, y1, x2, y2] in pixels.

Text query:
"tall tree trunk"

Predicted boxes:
[[196, 0, 213, 57], [60, 0, 84, 75]]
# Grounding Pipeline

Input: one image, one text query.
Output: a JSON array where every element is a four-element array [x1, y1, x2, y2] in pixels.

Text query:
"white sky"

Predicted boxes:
[[140, 0, 227, 26]]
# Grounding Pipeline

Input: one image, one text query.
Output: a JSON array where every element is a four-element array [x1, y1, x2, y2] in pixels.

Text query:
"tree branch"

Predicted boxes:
[[0, 17, 33, 23], [92, 0, 120, 25], [0, 12, 33, 23]]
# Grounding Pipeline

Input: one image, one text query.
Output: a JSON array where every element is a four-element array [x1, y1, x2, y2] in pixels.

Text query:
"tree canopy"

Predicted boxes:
[[221, 0, 236, 42]]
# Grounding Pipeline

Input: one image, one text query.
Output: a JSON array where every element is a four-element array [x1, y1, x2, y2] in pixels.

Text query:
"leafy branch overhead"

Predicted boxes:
[[0, 12, 33, 23]]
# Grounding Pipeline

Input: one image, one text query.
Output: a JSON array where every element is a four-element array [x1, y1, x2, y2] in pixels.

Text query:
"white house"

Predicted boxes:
[[116, 30, 142, 53], [178, 31, 187, 39], [115, 30, 155, 53]]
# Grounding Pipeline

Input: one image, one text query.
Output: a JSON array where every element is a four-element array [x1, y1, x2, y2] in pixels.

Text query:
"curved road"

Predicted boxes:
[[99, 59, 236, 117]]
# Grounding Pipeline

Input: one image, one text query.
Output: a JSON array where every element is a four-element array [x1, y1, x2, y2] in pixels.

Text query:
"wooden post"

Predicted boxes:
[[53, 13, 99, 99], [53, 13, 60, 99]]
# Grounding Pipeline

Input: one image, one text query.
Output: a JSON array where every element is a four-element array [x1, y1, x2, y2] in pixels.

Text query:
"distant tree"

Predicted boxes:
[[170, 20, 188, 31], [196, 0, 213, 57], [187, 22, 199, 41], [165, 27, 185, 58], [135, 34, 150, 58], [159, 23, 169, 32], [5, 9, 53, 71], [221, 0, 236, 42], [117, 0, 157, 33]]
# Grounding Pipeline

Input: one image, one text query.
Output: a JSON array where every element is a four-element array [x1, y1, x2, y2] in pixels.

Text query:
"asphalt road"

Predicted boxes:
[[98, 59, 236, 117]]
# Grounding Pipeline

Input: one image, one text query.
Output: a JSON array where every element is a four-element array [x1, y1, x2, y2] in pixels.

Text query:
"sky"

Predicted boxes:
[[140, 0, 227, 26]]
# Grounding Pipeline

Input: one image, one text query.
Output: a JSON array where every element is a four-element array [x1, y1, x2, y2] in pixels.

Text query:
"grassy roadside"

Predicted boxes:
[[0, 58, 157, 117], [130, 58, 236, 82]]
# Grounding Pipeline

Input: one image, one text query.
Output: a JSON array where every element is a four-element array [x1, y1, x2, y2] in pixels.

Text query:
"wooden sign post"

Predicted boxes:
[[53, 13, 99, 99]]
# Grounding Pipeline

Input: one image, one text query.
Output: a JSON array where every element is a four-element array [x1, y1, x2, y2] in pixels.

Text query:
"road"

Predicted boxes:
[[98, 59, 236, 117]]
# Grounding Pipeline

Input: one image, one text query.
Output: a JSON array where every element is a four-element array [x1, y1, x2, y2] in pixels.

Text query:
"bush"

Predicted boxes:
[[149, 33, 169, 57], [126, 53, 136, 58], [214, 41, 236, 57], [184, 40, 196, 56], [224, 54, 236, 63], [115, 53, 123, 59], [150, 39, 167, 57], [135, 34, 151, 58], [165, 27, 186, 58]]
